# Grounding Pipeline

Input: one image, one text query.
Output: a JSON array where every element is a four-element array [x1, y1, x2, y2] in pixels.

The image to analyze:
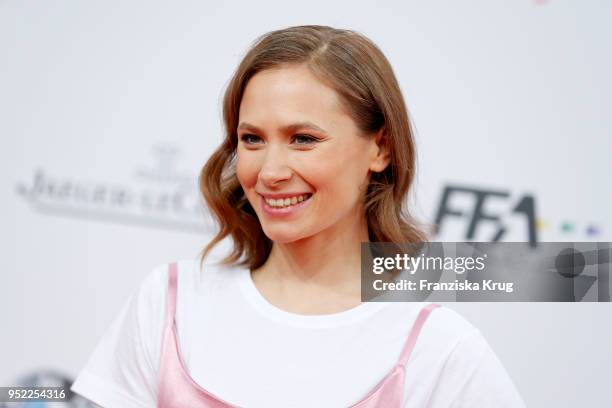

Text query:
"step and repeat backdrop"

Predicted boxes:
[[2, 1, 611, 407]]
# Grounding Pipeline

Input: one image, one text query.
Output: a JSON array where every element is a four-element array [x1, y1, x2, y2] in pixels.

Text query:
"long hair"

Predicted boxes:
[[199, 25, 426, 271]]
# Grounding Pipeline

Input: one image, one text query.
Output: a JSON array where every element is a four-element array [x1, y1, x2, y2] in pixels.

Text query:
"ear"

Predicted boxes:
[[369, 127, 391, 173]]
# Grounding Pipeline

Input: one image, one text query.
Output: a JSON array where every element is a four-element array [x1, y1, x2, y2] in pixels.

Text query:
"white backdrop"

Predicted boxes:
[[2, 1, 611, 406]]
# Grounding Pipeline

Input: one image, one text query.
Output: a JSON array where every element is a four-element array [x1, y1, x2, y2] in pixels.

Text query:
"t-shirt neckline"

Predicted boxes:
[[236, 267, 388, 328]]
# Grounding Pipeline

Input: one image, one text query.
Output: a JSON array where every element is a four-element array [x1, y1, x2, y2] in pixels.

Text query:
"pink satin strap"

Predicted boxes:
[[398, 302, 441, 367], [158, 262, 240, 407], [349, 302, 441, 407], [166, 261, 178, 326]]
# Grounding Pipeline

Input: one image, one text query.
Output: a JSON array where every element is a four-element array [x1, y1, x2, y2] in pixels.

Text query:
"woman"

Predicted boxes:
[[71, 25, 525, 407]]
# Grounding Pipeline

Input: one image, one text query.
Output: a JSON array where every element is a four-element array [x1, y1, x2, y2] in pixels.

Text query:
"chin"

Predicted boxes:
[[265, 233, 301, 244], [262, 226, 308, 244]]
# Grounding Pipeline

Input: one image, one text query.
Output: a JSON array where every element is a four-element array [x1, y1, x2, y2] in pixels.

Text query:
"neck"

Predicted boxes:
[[251, 210, 370, 310]]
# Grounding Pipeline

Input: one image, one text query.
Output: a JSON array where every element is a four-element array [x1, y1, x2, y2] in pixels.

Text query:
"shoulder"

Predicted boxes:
[[424, 304, 480, 340], [136, 262, 169, 302], [373, 302, 481, 363], [388, 302, 480, 343], [408, 303, 485, 363], [414, 305, 526, 406], [147, 258, 244, 307], [127, 260, 195, 324], [137, 257, 244, 294], [400, 304, 526, 406], [136, 258, 225, 296]]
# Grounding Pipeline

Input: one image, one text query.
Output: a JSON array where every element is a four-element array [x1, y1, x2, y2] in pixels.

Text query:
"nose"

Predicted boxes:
[[258, 147, 293, 188]]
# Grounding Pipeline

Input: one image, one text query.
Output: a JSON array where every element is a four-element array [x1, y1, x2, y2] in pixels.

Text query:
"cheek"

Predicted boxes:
[[236, 153, 259, 187], [310, 147, 369, 193]]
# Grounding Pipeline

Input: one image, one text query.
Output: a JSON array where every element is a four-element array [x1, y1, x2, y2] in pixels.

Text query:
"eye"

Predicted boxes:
[[240, 134, 263, 145], [292, 134, 319, 145]]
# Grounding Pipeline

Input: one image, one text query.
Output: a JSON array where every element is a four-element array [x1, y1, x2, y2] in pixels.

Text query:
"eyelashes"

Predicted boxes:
[[239, 133, 320, 146], [239, 134, 262, 145]]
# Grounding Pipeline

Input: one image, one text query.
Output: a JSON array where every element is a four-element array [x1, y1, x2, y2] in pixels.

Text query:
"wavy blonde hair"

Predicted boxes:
[[199, 25, 426, 271]]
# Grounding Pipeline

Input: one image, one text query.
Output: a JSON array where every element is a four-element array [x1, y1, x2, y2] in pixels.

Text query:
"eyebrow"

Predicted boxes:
[[237, 121, 329, 136]]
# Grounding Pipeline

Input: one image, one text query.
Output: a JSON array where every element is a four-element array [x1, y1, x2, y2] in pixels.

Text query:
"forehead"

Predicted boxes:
[[238, 65, 350, 127]]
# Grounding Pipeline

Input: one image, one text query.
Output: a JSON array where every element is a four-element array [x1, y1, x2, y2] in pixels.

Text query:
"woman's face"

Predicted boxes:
[[236, 64, 388, 243]]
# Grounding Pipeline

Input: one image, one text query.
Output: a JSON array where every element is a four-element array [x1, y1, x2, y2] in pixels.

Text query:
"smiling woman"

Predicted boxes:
[[235, 64, 393, 249], [200, 26, 426, 274], [70, 25, 525, 408]]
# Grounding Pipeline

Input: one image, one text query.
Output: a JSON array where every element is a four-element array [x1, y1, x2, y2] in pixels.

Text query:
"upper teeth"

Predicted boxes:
[[265, 194, 310, 207]]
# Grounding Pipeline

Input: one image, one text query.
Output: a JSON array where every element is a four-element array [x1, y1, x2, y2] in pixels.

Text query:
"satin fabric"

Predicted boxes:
[[157, 262, 440, 408]]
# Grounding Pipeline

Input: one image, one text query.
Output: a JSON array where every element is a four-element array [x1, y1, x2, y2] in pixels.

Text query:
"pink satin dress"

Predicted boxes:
[[157, 262, 441, 407]]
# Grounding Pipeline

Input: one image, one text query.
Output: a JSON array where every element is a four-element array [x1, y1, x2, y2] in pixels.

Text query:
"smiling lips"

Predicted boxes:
[[263, 193, 312, 208]]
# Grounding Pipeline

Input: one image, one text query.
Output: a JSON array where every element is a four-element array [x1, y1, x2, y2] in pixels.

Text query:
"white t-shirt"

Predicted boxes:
[[71, 259, 526, 408]]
